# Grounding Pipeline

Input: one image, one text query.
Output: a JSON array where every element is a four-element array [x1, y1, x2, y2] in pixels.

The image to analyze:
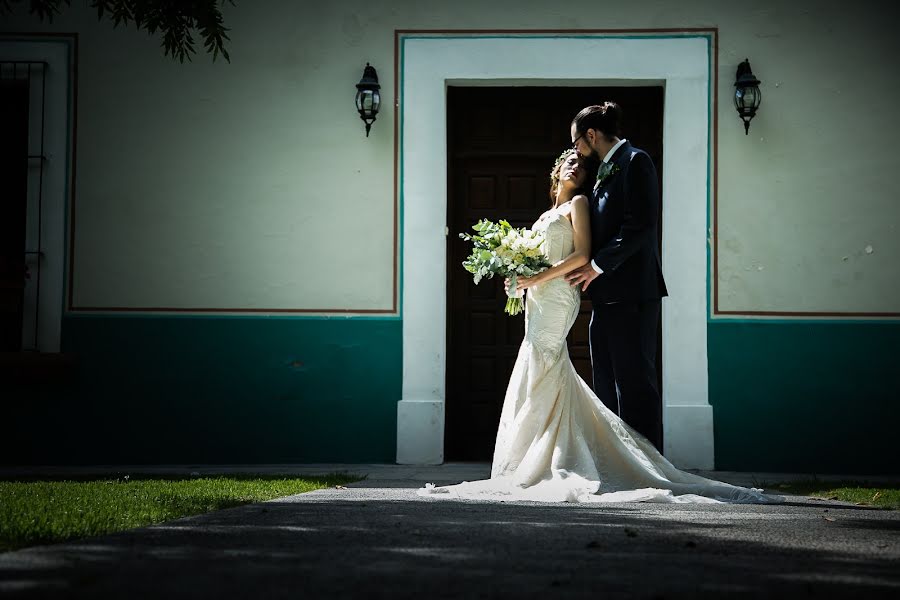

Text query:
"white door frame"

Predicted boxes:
[[396, 32, 716, 469]]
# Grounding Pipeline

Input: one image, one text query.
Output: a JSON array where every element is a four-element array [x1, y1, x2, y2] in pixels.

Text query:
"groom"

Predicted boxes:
[[565, 102, 668, 452]]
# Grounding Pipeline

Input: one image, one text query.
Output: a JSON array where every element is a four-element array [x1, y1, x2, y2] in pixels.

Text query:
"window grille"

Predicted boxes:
[[0, 60, 47, 352]]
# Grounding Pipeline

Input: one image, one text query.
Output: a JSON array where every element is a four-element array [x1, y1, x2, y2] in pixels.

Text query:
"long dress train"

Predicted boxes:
[[420, 208, 779, 504]]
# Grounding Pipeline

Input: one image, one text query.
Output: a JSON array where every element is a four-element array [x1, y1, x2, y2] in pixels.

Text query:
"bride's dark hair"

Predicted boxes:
[[549, 149, 598, 205]]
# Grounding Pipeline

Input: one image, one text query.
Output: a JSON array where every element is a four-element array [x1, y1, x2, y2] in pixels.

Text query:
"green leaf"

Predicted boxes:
[[0, 0, 234, 62]]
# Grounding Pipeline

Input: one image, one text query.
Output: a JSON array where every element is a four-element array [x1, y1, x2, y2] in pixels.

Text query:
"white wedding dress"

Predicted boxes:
[[420, 208, 779, 504]]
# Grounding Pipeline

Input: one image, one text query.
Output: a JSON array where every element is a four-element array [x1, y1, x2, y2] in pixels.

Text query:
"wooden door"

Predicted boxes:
[[0, 80, 29, 352], [445, 86, 664, 461]]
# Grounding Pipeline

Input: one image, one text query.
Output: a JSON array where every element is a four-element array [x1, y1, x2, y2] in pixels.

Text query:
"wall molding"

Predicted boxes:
[[396, 29, 717, 468]]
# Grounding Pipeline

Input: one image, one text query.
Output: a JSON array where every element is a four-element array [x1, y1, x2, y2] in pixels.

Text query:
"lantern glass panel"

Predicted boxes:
[[356, 89, 381, 114], [743, 87, 759, 108]]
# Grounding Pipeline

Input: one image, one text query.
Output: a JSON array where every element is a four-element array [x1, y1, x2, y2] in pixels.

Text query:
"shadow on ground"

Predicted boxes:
[[0, 483, 898, 599]]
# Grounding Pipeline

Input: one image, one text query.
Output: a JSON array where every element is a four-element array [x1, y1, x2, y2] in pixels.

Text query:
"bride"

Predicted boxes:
[[421, 150, 778, 504]]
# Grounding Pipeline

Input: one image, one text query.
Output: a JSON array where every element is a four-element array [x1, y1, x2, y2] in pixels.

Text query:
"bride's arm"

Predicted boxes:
[[516, 195, 591, 290]]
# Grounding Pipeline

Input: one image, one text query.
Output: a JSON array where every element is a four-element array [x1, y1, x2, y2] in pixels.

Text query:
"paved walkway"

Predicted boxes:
[[1, 465, 898, 599], [3, 462, 898, 485]]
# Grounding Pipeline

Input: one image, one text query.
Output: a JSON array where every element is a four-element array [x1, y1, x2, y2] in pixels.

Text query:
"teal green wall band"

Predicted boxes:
[[708, 321, 900, 474], [3, 317, 400, 464]]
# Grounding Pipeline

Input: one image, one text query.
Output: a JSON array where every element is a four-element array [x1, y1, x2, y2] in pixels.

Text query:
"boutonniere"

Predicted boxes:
[[596, 162, 621, 186]]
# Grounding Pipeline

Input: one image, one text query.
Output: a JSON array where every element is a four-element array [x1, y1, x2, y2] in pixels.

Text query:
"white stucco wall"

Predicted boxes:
[[713, 1, 900, 315], [4, 0, 898, 315], [8, 3, 397, 312]]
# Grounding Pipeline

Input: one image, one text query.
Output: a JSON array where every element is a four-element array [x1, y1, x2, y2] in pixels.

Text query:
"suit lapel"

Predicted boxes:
[[609, 140, 631, 173], [593, 141, 631, 197]]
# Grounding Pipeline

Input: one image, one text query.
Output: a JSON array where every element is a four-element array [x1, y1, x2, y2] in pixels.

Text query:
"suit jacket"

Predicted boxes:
[[587, 141, 668, 304]]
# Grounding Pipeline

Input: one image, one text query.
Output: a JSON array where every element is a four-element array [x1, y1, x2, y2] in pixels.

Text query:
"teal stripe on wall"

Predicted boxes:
[[10, 317, 897, 473], [708, 321, 900, 475], [4, 317, 400, 465]]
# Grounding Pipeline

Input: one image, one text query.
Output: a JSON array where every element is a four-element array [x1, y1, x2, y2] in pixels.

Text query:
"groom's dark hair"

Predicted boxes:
[[572, 102, 623, 140]]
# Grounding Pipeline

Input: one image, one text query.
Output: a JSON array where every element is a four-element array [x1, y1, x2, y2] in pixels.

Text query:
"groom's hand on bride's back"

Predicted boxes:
[[565, 264, 599, 292]]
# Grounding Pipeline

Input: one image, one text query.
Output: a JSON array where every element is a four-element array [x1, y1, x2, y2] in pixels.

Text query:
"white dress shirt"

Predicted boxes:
[[591, 138, 628, 274]]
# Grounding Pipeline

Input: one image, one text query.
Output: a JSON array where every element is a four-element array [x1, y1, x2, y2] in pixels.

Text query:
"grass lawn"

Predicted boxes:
[[0, 473, 360, 553], [765, 480, 900, 509]]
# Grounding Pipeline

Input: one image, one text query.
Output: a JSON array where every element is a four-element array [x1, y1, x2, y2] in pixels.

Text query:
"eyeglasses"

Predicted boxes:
[[571, 133, 584, 148]]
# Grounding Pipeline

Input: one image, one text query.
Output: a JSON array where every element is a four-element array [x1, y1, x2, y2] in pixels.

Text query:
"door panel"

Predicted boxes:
[[446, 86, 664, 460]]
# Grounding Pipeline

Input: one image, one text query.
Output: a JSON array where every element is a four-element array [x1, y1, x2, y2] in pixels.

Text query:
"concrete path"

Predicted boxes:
[[1, 465, 898, 599]]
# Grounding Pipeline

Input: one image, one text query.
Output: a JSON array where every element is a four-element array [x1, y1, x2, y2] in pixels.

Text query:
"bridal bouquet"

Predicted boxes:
[[459, 219, 551, 315]]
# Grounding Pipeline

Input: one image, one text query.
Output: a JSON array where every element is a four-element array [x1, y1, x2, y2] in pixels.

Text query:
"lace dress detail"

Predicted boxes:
[[421, 208, 779, 504]]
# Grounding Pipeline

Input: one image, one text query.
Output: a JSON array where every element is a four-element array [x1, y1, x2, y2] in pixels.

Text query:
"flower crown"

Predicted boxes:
[[550, 148, 576, 186], [552, 148, 575, 170]]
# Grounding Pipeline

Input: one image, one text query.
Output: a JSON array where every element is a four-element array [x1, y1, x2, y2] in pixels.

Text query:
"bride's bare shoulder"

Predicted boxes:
[[560, 195, 589, 221], [571, 194, 589, 207]]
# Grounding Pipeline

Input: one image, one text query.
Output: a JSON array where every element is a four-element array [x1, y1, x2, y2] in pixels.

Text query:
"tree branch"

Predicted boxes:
[[0, 0, 233, 62]]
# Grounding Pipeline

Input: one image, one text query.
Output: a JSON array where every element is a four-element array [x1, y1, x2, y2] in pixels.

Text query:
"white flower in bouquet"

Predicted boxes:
[[459, 219, 552, 316]]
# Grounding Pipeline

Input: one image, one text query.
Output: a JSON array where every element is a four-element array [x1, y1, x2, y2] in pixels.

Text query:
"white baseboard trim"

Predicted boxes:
[[396, 399, 444, 465], [665, 404, 715, 470]]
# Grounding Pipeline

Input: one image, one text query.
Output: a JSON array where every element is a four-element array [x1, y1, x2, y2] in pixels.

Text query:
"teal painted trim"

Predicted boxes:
[[63, 312, 403, 321], [55, 32, 399, 322], [702, 34, 892, 324], [399, 36, 406, 317], [63, 312, 402, 321], [397, 31, 716, 324], [5, 316, 402, 464], [708, 317, 900, 325], [399, 35, 713, 41], [708, 320, 900, 474], [705, 34, 713, 324]]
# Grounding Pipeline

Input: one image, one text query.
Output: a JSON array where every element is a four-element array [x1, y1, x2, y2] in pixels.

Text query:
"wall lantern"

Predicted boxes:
[[355, 63, 381, 137], [734, 59, 761, 135]]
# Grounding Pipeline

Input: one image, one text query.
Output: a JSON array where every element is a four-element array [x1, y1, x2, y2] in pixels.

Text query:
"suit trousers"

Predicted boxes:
[[588, 300, 663, 452]]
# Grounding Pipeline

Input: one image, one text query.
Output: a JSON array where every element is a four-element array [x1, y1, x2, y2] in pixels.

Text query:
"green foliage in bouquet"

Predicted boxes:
[[459, 219, 551, 315]]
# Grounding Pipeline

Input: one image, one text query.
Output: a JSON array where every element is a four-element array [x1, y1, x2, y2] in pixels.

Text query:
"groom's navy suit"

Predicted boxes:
[[587, 140, 668, 452]]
